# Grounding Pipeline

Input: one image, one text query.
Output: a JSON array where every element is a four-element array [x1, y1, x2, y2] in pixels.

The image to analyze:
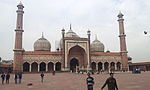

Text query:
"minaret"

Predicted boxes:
[[87, 29, 91, 70], [13, 2, 24, 73], [61, 28, 65, 70], [117, 12, 128, 71]]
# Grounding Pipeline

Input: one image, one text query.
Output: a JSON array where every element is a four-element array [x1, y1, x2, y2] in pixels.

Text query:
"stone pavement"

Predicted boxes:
[[0, 72, 150, 90]]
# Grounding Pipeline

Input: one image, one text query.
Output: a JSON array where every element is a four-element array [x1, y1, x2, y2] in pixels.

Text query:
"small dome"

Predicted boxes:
[[91, 36, 104, 52], [17, 1, 24, 9], [117, 12, 124, 18], [34, 34, 51, 51]]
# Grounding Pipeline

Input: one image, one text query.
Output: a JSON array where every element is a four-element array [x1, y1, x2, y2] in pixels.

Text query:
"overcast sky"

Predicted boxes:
[[0, 0, 150, 62]]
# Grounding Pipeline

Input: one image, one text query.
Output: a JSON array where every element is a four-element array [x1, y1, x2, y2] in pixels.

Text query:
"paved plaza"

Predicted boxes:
[[0, 72, 150, 90]]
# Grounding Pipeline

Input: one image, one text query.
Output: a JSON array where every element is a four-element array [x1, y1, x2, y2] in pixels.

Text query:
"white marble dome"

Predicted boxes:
[[34, 35, 51, 51], [91, 36, 104, 52]]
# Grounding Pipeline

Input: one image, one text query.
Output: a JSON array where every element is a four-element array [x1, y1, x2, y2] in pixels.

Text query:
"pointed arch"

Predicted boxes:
[[40, 62, 46, 72], [68, 45, 86, 68], [23, 62, 30, 72], [70, 58, 79, 72], [31, 62, 38, 72], [110, 62, 115, 71], [91, 62, 96, 71], [55, 62, 61, 71], [117, 62, 121, 70], [48, 62, 54, 71], [104, 62, 109, 71], [98, 62, 103, 71]]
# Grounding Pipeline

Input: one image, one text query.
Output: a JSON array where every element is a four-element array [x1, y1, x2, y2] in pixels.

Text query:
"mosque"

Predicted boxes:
[[13, 2, 129, 73]]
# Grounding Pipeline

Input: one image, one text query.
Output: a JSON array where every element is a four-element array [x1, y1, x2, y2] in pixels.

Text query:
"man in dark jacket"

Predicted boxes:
[[86, 72, 94, 90], [1, 72, 5, 84], [101, 73, 118, 90], [6, 73, 10, 84]]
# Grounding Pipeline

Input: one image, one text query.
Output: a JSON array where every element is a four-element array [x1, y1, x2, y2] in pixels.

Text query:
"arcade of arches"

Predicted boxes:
[[91, 62, 122, 71], [23, 61, 121, 72], [23, 62, 61, 72]]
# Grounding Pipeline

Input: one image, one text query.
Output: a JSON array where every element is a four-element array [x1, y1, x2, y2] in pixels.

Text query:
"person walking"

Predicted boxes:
[[18, 72, 22, 84], [101, 73, 118, 90], [86, 73, 94, 90], [14, 73, 18, 84], [1, 72, 5, 84], [52, 70, 55, 75], [40, 72, 44, 83], [6, 73, 10, 84]]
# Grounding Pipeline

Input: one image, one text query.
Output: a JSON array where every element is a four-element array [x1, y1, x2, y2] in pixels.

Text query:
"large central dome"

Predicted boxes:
[[91, 36, 104, 52], [65, 29, 79, 37], [34, 34, 51, 51], [65, 25, 79, 37]]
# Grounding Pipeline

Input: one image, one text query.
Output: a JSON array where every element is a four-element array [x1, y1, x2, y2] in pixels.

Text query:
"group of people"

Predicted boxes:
[[1, 72, 10, 84], [14, 72, 22, 84], [1, 71, 118, 90], [86, 73, 118, 90], [1, 72, 22, 84]]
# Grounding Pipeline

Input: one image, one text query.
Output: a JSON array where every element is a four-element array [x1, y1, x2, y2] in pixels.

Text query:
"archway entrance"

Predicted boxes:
[[48, 62, 54, 71], [31, 62, 38, 72], [91, 62, 96, 71], [70, 58, 79, 72], [23, 62, 30, 72], [104, 62, 109, 71], [68, 45, 87, 69], [117, 62, 121, 71], [110, 62, 115, 71], [56, 62, 61, 71], [40, 62, 46, 72], [98, 62, 103, 71]]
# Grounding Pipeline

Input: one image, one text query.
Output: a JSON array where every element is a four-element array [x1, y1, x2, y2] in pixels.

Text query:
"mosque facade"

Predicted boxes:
[[13, 3, 129, 73]]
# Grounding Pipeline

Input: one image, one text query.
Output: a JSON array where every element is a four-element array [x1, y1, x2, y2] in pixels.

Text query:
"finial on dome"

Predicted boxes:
[[95, 34, 98, 40], [19, 1, 22, 5], [18, 1, 23, 6], [70, 23, 72, 30], [42, 32, 44, 38]]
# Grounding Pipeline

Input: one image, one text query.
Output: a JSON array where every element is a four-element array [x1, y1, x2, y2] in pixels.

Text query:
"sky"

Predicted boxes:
[[0, 0, 150, 62]]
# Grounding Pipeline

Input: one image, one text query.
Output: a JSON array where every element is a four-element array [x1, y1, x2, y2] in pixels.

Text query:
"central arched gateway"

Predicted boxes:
[[70, 58, 79, 72], [68, 45, 87, 70]]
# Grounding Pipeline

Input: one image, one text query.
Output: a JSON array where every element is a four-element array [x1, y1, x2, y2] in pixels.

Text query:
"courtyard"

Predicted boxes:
[[0, 72, 150, 90]]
